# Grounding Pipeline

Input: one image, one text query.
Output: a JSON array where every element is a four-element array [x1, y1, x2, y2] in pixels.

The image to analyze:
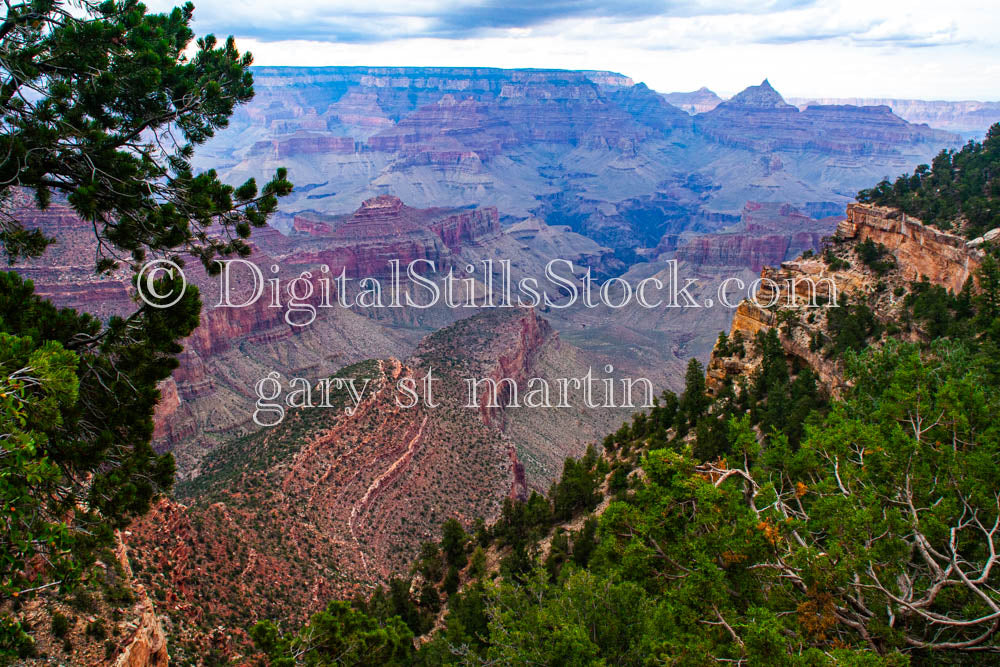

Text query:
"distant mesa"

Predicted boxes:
[[662, 86, 723, 114], [694, 78, 957, 153]]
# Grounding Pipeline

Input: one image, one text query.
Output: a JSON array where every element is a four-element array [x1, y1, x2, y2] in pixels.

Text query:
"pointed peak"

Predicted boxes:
[[723, 79, 793, 110]]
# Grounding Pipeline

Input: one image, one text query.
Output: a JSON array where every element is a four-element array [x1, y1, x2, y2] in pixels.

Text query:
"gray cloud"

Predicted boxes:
[[178, 0, 821, 43], [850, 32, 968, 49]]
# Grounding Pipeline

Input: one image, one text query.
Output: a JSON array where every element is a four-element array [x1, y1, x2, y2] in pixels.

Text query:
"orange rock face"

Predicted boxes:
[[840, 203, 983, 294], [706, 203, 988, 397], [113, 533, 170, 667]]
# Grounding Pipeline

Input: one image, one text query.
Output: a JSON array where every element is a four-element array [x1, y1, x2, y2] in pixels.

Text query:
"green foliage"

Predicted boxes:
[[484, 569, 651, 666], [358, 578, 431, 637], [440, 341, 998, 663], [825, 299, 881, 357], [0, 272, 193, 629], [858, 123, 1000, 238], [415, 541, 443, 583], [823, 247, 850, 271], [442, 566, 460, 596], [50, 612, 70, 638], [974, 252, 1000, 338], [746, 329, 824, 447], [440, 519, 468, 569], [856, 239, 896, 276], [468, 546, 487, 579], [252, 600, 414, 666], [904, 278, 974, 339], [550, 457, 601, 522], [0, 1, 292, 653], [676, 357, 709, 436], [713, 330, 747, 360], [0, 0, 292, 270]]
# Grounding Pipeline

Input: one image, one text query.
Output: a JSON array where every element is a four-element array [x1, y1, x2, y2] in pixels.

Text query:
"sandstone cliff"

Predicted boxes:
[[706, 203, 994, 396], [837, 202, 983, 293], [673, 201, 837, 272], [112, 534, 169, 667]]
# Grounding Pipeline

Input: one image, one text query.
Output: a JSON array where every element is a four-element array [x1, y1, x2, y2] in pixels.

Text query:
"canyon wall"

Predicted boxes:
[[707, 203, 993, 396], [696, 81, 956, 155], [123, 307, 622, 661], [837, 203, 984, 293], [788, 97, 1000, 137]]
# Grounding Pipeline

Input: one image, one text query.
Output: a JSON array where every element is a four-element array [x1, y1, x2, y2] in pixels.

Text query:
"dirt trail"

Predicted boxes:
[[349, 414, 429, 575]]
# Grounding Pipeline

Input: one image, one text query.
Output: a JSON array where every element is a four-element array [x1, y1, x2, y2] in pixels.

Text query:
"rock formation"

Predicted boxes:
[[837, 203, 982, 293], [788, 97, 1000, 137], [112, 534, 169, 667], [706, 203, 994, 396], [673, 201, 837, 272], [202, 67, 959, 248], [662, 87, 723, 114], [695, 81, 957, 154]]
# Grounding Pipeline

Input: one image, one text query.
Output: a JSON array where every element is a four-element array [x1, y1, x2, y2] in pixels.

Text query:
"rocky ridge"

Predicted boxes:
[[706, 203, 993, 395], [123, 307, 628, 662], [696, 81, 956, 154]]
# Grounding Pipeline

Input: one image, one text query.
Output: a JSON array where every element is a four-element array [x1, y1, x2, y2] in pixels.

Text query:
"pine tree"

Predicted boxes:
[[0, 0, 292, 270], [0, 1, 292, 649]]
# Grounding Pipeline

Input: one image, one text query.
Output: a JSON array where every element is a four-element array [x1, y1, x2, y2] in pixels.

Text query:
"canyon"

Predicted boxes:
[[121, 307, 632, 663], [203, 68, 964, 252], [13, 64, 973, 509], [10, 65, 994, 664]]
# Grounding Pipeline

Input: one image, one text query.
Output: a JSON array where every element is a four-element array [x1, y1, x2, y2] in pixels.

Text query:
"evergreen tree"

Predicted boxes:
[[0, 0, 292, 269], [858, 123, 1000, 238], [251, 601, 414, 666], [440, 518, 468, 569], [0, 0, 292, 650], [677, 357, 708, 435]]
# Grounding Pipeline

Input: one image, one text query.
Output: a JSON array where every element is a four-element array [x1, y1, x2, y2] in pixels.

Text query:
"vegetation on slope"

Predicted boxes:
[[255, 165, 1000, 664], [858, 123, 1000, 239], [0, 0, 290, 660]]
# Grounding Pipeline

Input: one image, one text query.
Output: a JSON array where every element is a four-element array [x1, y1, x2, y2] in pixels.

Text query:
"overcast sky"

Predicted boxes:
[[149, 0, 1000, 100]]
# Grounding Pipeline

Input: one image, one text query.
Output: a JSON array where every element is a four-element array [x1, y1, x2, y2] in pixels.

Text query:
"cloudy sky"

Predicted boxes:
[[150, 0, 999, 100]]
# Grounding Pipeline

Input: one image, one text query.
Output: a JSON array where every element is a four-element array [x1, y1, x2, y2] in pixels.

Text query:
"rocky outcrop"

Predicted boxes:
[[705, 258, 852, 396], [838, 203, 984, 293], [249, 134, 355, 158], [429, 205, 503, 252], [282, 195, 501, 278], [469, 308, 551, 426], [723, 79, 795, 109], [707, 203, 991, 396], [113, 534, 169, 667], [506, 217, 622, 275], [662, 87, 723, 114], [675, 233, 818, 273]]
